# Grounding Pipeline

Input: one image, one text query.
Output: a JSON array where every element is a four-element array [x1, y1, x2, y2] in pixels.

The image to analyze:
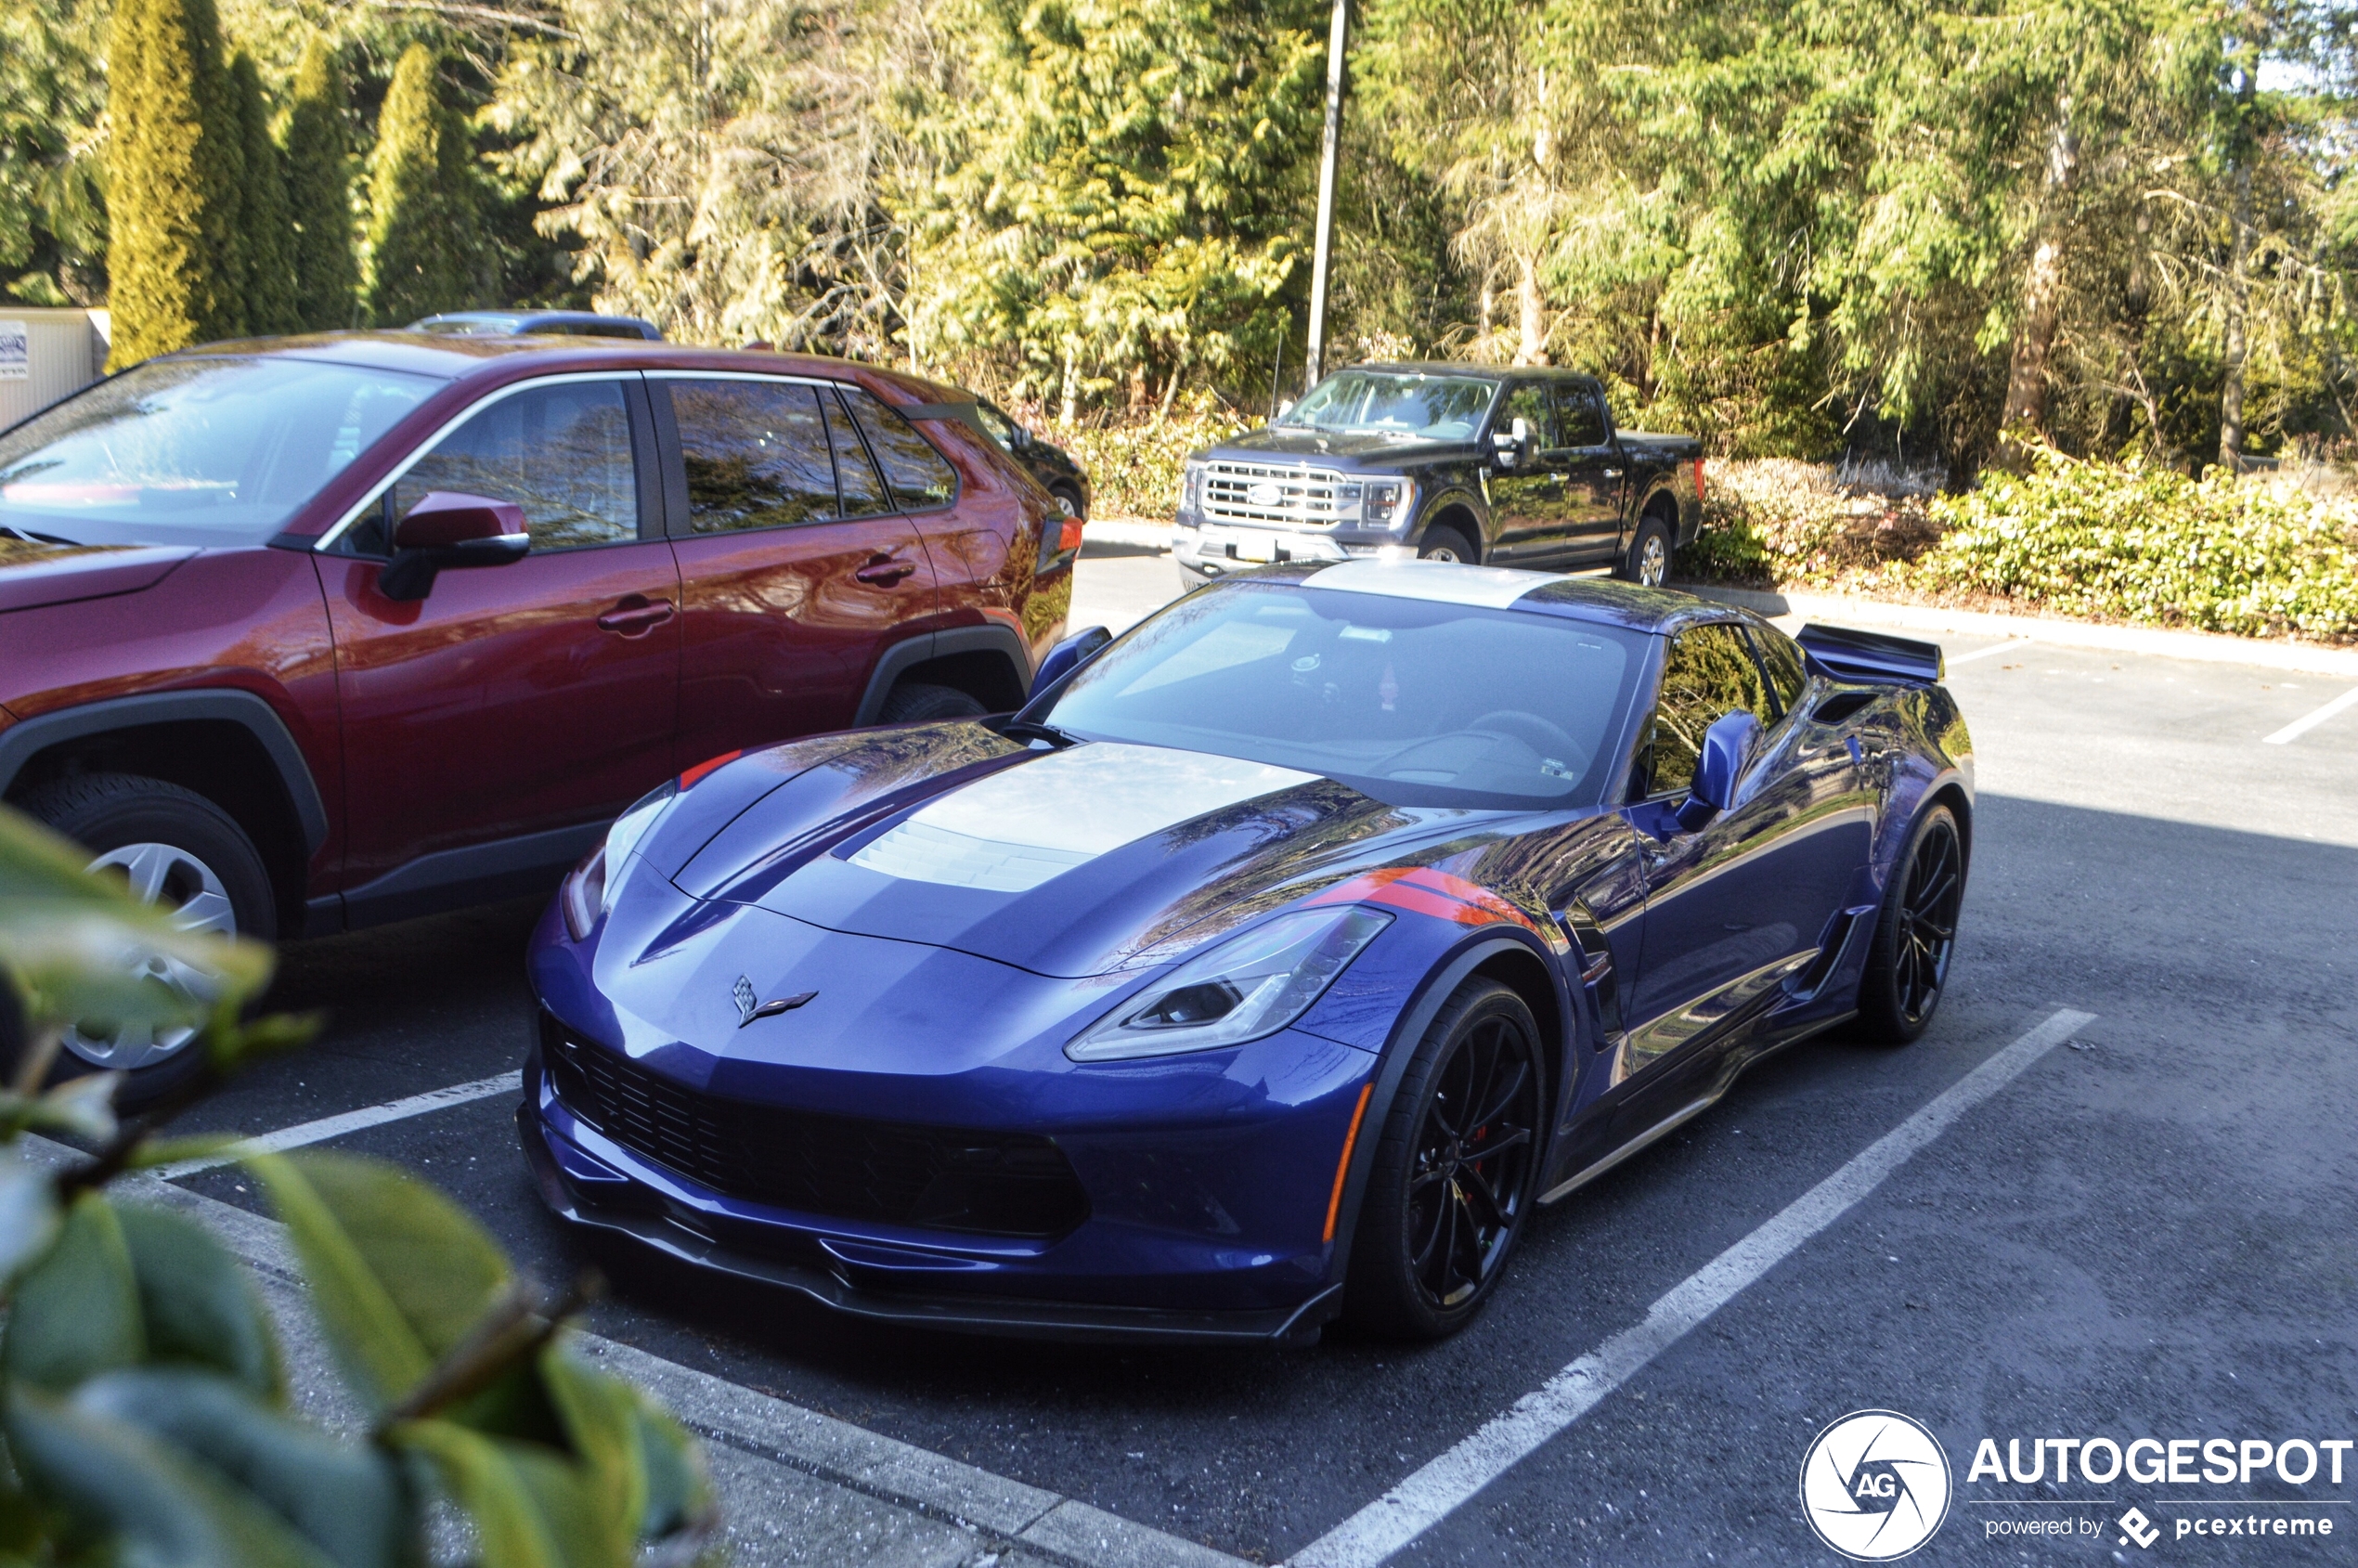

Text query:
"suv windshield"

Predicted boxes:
[[0, 356, 438, 549], [1041, 579, 1646, 808], [1278, 370, 1497, 440]]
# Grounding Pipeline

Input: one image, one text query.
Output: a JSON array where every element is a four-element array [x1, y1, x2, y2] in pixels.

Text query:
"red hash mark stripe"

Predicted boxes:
[[1310, 865, 1540, 933]]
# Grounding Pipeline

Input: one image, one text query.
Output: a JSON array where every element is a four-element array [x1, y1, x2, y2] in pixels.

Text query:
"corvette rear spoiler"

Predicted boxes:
[[1794, 623, 1945, 685]]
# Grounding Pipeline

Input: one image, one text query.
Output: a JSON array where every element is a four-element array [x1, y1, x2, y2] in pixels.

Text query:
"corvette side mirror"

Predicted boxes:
[[1677, 709, 1762, 831], [1029, 624, 1112, 702], [381, 491, 528, 602]]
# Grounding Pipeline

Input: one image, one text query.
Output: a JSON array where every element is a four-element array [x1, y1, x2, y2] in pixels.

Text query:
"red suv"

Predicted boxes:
[[0, 334, 1073, 1098]]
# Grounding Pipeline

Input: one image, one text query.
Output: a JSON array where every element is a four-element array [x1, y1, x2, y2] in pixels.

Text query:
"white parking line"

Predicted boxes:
[[1946, 638, 2032, 667], [2261, 684, 2358, 745], [1289, 1005, 2096, 1568], [153, 1071, 521, 1180]]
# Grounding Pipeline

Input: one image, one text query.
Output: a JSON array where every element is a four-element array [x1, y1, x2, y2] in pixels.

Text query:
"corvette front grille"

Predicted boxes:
[[540, 1017, 1088, 1239], [1200, 461, 1351, 528]]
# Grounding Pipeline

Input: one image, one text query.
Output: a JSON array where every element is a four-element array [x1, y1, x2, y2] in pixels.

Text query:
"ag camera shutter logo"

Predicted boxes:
[[1800, 1410, 1953, 1560]]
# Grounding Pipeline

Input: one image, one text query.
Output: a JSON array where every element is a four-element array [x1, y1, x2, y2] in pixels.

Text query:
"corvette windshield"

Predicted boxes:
[[0, 356, 437, 548], [1043, 581, 1648, 808], [1277, 370, 1496, 440]]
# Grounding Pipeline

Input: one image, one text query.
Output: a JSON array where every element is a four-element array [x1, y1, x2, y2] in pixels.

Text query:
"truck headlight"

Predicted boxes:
[[1067, 906, 1391, 1060], [1365, 479, 1413, 526], [1177, 461, 1204, 520]]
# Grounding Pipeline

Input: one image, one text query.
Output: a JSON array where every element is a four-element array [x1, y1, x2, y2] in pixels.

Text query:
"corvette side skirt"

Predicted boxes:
[[1535, 1009, 1858, 1206]]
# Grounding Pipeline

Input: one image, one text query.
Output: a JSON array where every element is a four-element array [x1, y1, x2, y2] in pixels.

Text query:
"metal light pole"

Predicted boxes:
[[1302, 0, 1348, 393]]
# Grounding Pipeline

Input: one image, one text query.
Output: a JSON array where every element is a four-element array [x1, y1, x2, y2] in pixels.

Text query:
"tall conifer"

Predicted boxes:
[[103, 0, 244, 365], [284, 33, 356, 330], [230, 52, 299, 334], [363, 45, 477, 325]]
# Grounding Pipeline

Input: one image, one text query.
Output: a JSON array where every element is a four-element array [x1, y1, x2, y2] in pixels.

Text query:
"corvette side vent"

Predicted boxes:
[[542, 1019, 1089, 1240]]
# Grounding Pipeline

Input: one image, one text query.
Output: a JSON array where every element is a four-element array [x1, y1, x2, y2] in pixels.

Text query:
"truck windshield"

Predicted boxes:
[[0, 356, 438, 549], [1279, 370, 1496, 440]]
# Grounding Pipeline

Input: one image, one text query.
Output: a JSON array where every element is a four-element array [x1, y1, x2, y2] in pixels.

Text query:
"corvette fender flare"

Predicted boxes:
[[1321, 928, 1577, 1292]]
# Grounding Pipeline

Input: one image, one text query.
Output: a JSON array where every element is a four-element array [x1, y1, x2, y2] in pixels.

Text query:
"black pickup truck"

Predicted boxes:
[[1174, 363, 1704, 588]]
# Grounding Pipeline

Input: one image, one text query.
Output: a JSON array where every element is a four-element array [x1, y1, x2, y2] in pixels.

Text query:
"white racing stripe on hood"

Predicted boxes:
[[849, 743, 1316, 892]]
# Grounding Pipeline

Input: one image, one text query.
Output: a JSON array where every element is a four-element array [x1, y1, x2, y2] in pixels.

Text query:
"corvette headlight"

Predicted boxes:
[[1067, 906, 1392, 1061], [560, 782, 675, 940]]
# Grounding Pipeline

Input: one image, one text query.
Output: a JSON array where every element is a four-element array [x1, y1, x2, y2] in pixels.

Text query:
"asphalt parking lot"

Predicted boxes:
[[146, 540, 2357, 1566]]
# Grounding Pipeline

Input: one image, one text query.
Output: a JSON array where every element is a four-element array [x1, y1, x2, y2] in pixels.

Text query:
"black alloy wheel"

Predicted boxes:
[[1345, 978, 1544, 1339], [1859, 802, 1966, 1043]]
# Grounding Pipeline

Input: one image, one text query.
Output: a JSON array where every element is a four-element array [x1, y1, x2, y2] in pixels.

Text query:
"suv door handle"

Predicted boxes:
[[855, 556, 918, 586], [596, 596, 675, 636]]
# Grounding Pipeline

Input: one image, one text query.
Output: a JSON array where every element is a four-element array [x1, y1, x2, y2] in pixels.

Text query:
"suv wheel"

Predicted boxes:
[[880, 682, 989, 723], [11, 772, 277, 1104]]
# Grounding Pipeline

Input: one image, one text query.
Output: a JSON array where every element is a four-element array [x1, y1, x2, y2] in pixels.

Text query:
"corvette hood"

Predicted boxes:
[[660, 727, 1496, 978]]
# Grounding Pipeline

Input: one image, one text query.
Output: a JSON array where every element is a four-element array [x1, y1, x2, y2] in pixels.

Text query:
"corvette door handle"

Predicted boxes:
[[855, 556, 918, 586], [596, 596, 675, 636]]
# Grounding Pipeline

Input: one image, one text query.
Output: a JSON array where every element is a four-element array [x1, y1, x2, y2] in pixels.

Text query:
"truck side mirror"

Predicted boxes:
[[1676, 709, 1762, 831], [1276, 399, 1295, 421], [1492, 417, 1530, 470], [380, 491, 529, 602]]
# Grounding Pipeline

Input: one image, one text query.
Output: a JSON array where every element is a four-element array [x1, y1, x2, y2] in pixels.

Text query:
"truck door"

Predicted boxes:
[[1483, 380, 1574, 564], [1553, 382, 1626, 564]]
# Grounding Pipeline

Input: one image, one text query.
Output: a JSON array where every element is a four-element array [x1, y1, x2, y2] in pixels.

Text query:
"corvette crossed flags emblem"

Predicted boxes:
[[733, 975, 817, 1028]]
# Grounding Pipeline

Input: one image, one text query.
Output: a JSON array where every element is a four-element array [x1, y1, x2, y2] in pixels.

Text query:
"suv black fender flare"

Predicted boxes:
[[1320, 928, 1580, 1299], [0, 690, 330, 854], [853, 624, 1036, 725]]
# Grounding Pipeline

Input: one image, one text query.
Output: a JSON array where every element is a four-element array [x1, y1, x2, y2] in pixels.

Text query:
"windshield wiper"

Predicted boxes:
[[997, 719, 1082, 748]]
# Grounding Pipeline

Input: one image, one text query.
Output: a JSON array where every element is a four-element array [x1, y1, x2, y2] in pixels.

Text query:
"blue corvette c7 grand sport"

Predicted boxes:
[[520, 560, 1973, 1344]]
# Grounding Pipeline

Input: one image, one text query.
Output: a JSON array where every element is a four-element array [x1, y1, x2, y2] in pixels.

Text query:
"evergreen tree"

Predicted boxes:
[[363, 44, 479, 326], [103, 0, 244, 366], [284, 33, 356, 330], [229, 51, 299, 333]]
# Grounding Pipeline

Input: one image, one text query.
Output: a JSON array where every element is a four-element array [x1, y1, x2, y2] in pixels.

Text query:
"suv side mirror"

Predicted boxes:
[[1676, 709, 1762, 831], [381, 491, 529, 602], [1491, 417, 1530, 470], [1029, 624, 1112, 702]]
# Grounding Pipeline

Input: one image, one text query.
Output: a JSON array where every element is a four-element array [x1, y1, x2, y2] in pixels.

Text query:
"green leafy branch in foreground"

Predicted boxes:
[[0, 802, 716, 1567]]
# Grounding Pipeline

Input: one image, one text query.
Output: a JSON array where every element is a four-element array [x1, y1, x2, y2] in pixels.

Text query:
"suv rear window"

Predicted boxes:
[[843, 387, 956, 509]]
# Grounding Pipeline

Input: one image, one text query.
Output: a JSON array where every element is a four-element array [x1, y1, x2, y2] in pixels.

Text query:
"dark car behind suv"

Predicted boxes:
[[0, 332, 1069, 1099], [1174, 363, 1704, 588]]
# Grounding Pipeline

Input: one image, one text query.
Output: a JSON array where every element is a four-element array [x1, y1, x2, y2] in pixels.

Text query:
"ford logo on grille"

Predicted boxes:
[[1248, 481, 1283, 507]]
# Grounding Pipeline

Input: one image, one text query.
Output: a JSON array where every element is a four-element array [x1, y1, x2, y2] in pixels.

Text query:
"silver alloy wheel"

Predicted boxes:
[[62, 841, 235, 1069], [1637, 531, 1668, 587], [1420, 541, 1465, 564]]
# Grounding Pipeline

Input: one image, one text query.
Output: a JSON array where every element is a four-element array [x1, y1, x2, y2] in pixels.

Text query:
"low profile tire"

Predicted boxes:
[[1344, 978, 1545, 1340], [1418, 525, 1478, 564], [1618, 512, 1673, 587], [1857, 803, 1966, 1044], [10, 772, 277, 1107], [879, 681, 988, 723]]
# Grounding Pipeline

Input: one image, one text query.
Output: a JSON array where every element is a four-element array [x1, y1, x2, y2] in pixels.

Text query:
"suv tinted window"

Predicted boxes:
[[823, 390, 893, 518], [1749, 623, 1808, 716], [1640, 623, 1773, 797], [843, 386, 956, 508], [669, 380, 836, 533], [1498, 382, 1555, 448], [1555, 383, 1606, 447], [392, 380, 639, 551]]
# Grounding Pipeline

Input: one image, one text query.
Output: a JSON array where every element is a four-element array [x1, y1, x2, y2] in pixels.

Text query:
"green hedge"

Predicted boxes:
[[1054, 409, 1250, 520], [1918, 455, 2358, 642]]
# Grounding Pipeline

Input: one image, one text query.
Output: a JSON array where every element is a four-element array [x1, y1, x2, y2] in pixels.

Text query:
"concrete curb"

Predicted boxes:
[[1678, 582, 2358, 679], [19, 1137, 1254, 1568]]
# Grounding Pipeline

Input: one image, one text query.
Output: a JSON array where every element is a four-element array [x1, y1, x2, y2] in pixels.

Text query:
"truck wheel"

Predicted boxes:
[[9, 772, 277, 1108], [1049, 483, 1085, 520], [880, 681, 988, 723], [1619, 514, 1673, 588], [1419, 525, 1477, 564]]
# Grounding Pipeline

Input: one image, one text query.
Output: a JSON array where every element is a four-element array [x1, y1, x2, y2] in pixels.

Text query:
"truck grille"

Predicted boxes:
[[540, 1017, 1089, 1239], [1201, 461, 1351, 527]]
